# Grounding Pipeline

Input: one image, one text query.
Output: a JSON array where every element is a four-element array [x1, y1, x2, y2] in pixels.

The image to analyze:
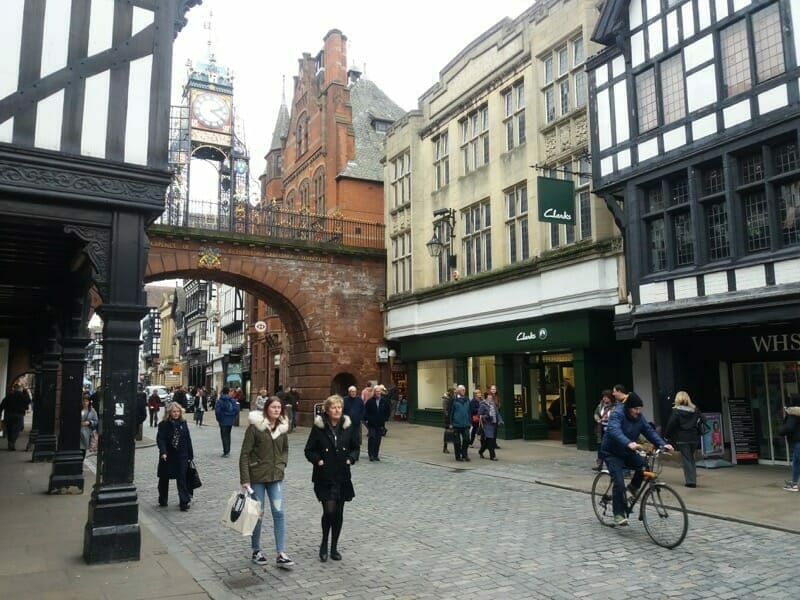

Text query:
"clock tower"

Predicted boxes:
[[164, 42, 250, 229]]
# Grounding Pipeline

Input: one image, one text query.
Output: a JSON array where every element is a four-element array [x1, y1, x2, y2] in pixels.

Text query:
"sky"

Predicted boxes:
[[171, 0, 538, 181]]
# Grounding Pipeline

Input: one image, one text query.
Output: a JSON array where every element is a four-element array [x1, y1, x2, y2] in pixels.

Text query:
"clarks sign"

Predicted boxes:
[[537, 176, 575, 224], [751, 333, 800, 353], [516, 328, 548, 342]]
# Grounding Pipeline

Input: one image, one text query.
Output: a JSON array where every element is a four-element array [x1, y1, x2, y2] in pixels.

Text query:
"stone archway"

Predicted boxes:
[[145, 234, 385, 414]]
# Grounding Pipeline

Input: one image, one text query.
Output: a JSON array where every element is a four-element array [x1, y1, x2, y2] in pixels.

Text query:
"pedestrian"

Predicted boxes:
[[469, 388, 482, 446], [361, 383, 374, 404], [441, 390, 453, 453], [287, 385, 300, 430], [592, 390, 615, 470], [0, 383, 29, 451], [779, 393, 800, 492], [156, 402, 194, 511], [147, 389, 161, 427], [448, 385, 471, 461], [171, 385, 187, 409], [665, 390, 701, 488], [255, 388, 269, 411], [396, 394, 408, 421], [194, 387, 206, 426], [364, 385, 390, 461], [478, 389, 504, 461], [79, 394, 99, 457], [239, 395, 294, 568], [304, 394, 360, 562], [342, 385, 365, 445], [215, 386, 240, 457], [487, 384, 503, 449]]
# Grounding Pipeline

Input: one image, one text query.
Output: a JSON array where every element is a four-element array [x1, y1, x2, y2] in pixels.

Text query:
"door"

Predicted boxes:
[[733, 362, 798, 464]]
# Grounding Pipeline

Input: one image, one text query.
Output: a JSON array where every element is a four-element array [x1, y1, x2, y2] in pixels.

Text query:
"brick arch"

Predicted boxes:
[[145, 234, 385, 411]]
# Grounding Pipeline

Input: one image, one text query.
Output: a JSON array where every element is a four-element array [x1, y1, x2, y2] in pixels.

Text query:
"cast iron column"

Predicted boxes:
[[49, 337, 90, 493], [83, 304, 146, 563], [32, 337, 60, 462], [26, 357, 42, 451]]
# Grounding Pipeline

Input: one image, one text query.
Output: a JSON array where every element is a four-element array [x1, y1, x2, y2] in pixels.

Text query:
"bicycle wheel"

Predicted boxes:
[[591, 471, 615, 526], [641, 483, 688, 548]]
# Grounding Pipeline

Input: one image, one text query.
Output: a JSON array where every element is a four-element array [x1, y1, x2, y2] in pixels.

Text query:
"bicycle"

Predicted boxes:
[[591, 448, 688, 548]]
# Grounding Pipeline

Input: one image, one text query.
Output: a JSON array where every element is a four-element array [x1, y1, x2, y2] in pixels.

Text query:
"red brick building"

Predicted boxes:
[[249, 29, 405, 403]]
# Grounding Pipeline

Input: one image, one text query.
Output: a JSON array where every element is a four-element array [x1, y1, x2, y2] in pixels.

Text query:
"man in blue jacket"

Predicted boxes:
[[448, 385, 472, 462], [600, 386, 672, 526], [215, 386, 240, 457]]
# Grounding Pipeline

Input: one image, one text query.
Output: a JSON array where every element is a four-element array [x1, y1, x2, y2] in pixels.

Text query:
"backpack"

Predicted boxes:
[[696, 412, 711, 436]]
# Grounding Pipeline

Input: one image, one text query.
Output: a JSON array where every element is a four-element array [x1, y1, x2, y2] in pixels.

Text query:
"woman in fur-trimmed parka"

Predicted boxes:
[[304, 394, 360, 563], [239, 396, 294, 568]]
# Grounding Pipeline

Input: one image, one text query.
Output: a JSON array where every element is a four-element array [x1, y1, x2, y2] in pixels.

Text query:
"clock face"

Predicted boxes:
[[192, 93, 231, 130]]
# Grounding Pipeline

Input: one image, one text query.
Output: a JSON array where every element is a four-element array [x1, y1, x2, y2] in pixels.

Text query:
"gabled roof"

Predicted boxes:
[[338, 77, 405, 182], [591, 0, 628, 46]]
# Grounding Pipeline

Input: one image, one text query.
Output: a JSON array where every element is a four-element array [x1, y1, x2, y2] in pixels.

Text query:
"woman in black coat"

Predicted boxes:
[[304, 394, 359, 562], [156, 402, 194, 511], [665, 390, 701, 488]]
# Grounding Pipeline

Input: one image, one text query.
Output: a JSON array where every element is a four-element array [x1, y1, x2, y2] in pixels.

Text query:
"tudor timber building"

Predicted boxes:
[[0, 1, 199, 563], [588, 0, 800, 465], [384, 0, 632, 450]]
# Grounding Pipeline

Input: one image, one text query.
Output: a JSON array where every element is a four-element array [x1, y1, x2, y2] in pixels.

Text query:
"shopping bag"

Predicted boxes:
[[220, 491, 261, 536], [187, 460, 202, 490]]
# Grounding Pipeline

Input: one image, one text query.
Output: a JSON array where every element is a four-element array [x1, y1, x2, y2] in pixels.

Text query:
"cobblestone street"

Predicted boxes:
[[125, 420, 797, 599]]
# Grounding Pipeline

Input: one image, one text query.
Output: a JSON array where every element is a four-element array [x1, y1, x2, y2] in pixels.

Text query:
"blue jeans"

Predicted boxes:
[[250, 481, 285, 553], [791, 441, 800, 484], [604, 451, 646, 517]]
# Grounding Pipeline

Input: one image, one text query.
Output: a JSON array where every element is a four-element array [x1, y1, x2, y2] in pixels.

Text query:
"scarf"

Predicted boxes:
[[171, 420, 181, 450]]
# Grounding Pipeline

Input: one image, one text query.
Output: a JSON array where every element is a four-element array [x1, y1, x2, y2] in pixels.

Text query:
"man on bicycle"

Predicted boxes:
[[600, 385, 673, 526]]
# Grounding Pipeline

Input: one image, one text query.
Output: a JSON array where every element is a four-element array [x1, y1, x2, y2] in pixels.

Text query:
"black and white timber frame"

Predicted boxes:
[[0, 0, 201, 564]]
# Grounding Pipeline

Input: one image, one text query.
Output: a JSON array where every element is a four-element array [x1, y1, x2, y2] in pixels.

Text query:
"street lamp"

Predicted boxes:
[[426, 208, 457, 274]]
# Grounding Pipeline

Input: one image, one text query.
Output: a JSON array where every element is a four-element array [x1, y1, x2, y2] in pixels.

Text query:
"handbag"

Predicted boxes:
[[187, 460, 202, 490], [221, 490, 261, 536], [444, 429, 456, 444]]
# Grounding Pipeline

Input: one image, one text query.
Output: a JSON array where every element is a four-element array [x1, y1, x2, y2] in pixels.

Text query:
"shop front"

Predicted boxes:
[[655, 324, 800, 466], [398, 310, 630, 451]]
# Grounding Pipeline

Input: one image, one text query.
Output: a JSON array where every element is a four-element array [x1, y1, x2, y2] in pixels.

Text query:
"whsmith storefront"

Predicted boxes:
[[397, 310, 631, 451], [644, 324, 800, 466]]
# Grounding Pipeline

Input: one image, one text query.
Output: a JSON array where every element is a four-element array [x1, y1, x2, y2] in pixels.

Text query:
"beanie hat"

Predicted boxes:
[[625, 392, 644, 409]]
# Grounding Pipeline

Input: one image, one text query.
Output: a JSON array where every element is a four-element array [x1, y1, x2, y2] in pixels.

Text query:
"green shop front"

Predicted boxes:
[[399, 310, 630, 451]]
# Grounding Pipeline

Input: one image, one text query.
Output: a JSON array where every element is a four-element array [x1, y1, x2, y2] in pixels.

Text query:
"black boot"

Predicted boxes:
[[319, 541, 328, 562], [330, 546, 341, 561]]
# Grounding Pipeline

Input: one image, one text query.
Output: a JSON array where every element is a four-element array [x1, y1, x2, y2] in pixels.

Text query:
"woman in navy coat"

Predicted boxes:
[[156, 402, 194, 511]]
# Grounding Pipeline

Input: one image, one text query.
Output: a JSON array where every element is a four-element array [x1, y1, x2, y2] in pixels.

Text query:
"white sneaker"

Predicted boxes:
[[782, 481, 799, 492], [276, 553, 295, 569], [251, 551, 268, 565]]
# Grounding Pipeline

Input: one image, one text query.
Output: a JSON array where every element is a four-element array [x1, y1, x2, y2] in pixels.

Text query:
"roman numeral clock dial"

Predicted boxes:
[[192, 93, 231, 130]]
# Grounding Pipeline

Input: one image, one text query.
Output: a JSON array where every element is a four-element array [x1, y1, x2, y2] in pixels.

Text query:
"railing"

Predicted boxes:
[[156, 199, 385, 250]]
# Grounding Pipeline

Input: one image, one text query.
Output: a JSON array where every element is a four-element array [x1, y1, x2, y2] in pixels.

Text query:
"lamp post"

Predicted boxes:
[[426, 208, 457, 282]]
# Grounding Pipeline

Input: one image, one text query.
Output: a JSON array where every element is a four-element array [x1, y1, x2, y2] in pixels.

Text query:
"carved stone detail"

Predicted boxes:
[[0, 161, 165, 204], [544, 131, 557, 161], [559, 124, 572, 150], [574, 115, 589, 147]]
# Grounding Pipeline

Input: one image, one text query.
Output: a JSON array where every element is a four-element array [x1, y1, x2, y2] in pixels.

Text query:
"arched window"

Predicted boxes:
[[313, 168, 325, 214], [299, 179, 310, 209], [285, 190, 296, 211], [296, 112, 309, 156]]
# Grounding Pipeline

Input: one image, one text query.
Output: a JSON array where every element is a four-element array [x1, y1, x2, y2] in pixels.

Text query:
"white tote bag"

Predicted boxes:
[[221, 491, 261, 536]]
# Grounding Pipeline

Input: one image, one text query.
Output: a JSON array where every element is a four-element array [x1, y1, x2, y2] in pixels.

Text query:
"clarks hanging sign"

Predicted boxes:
[[537, 176, 575, 224]]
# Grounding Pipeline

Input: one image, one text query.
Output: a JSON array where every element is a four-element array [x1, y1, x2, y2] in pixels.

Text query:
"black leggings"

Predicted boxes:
[[320, 499, 345, 549]]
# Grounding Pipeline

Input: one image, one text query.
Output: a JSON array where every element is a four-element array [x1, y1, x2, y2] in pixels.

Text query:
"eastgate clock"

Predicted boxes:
[[192, 93, 231, 130]]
